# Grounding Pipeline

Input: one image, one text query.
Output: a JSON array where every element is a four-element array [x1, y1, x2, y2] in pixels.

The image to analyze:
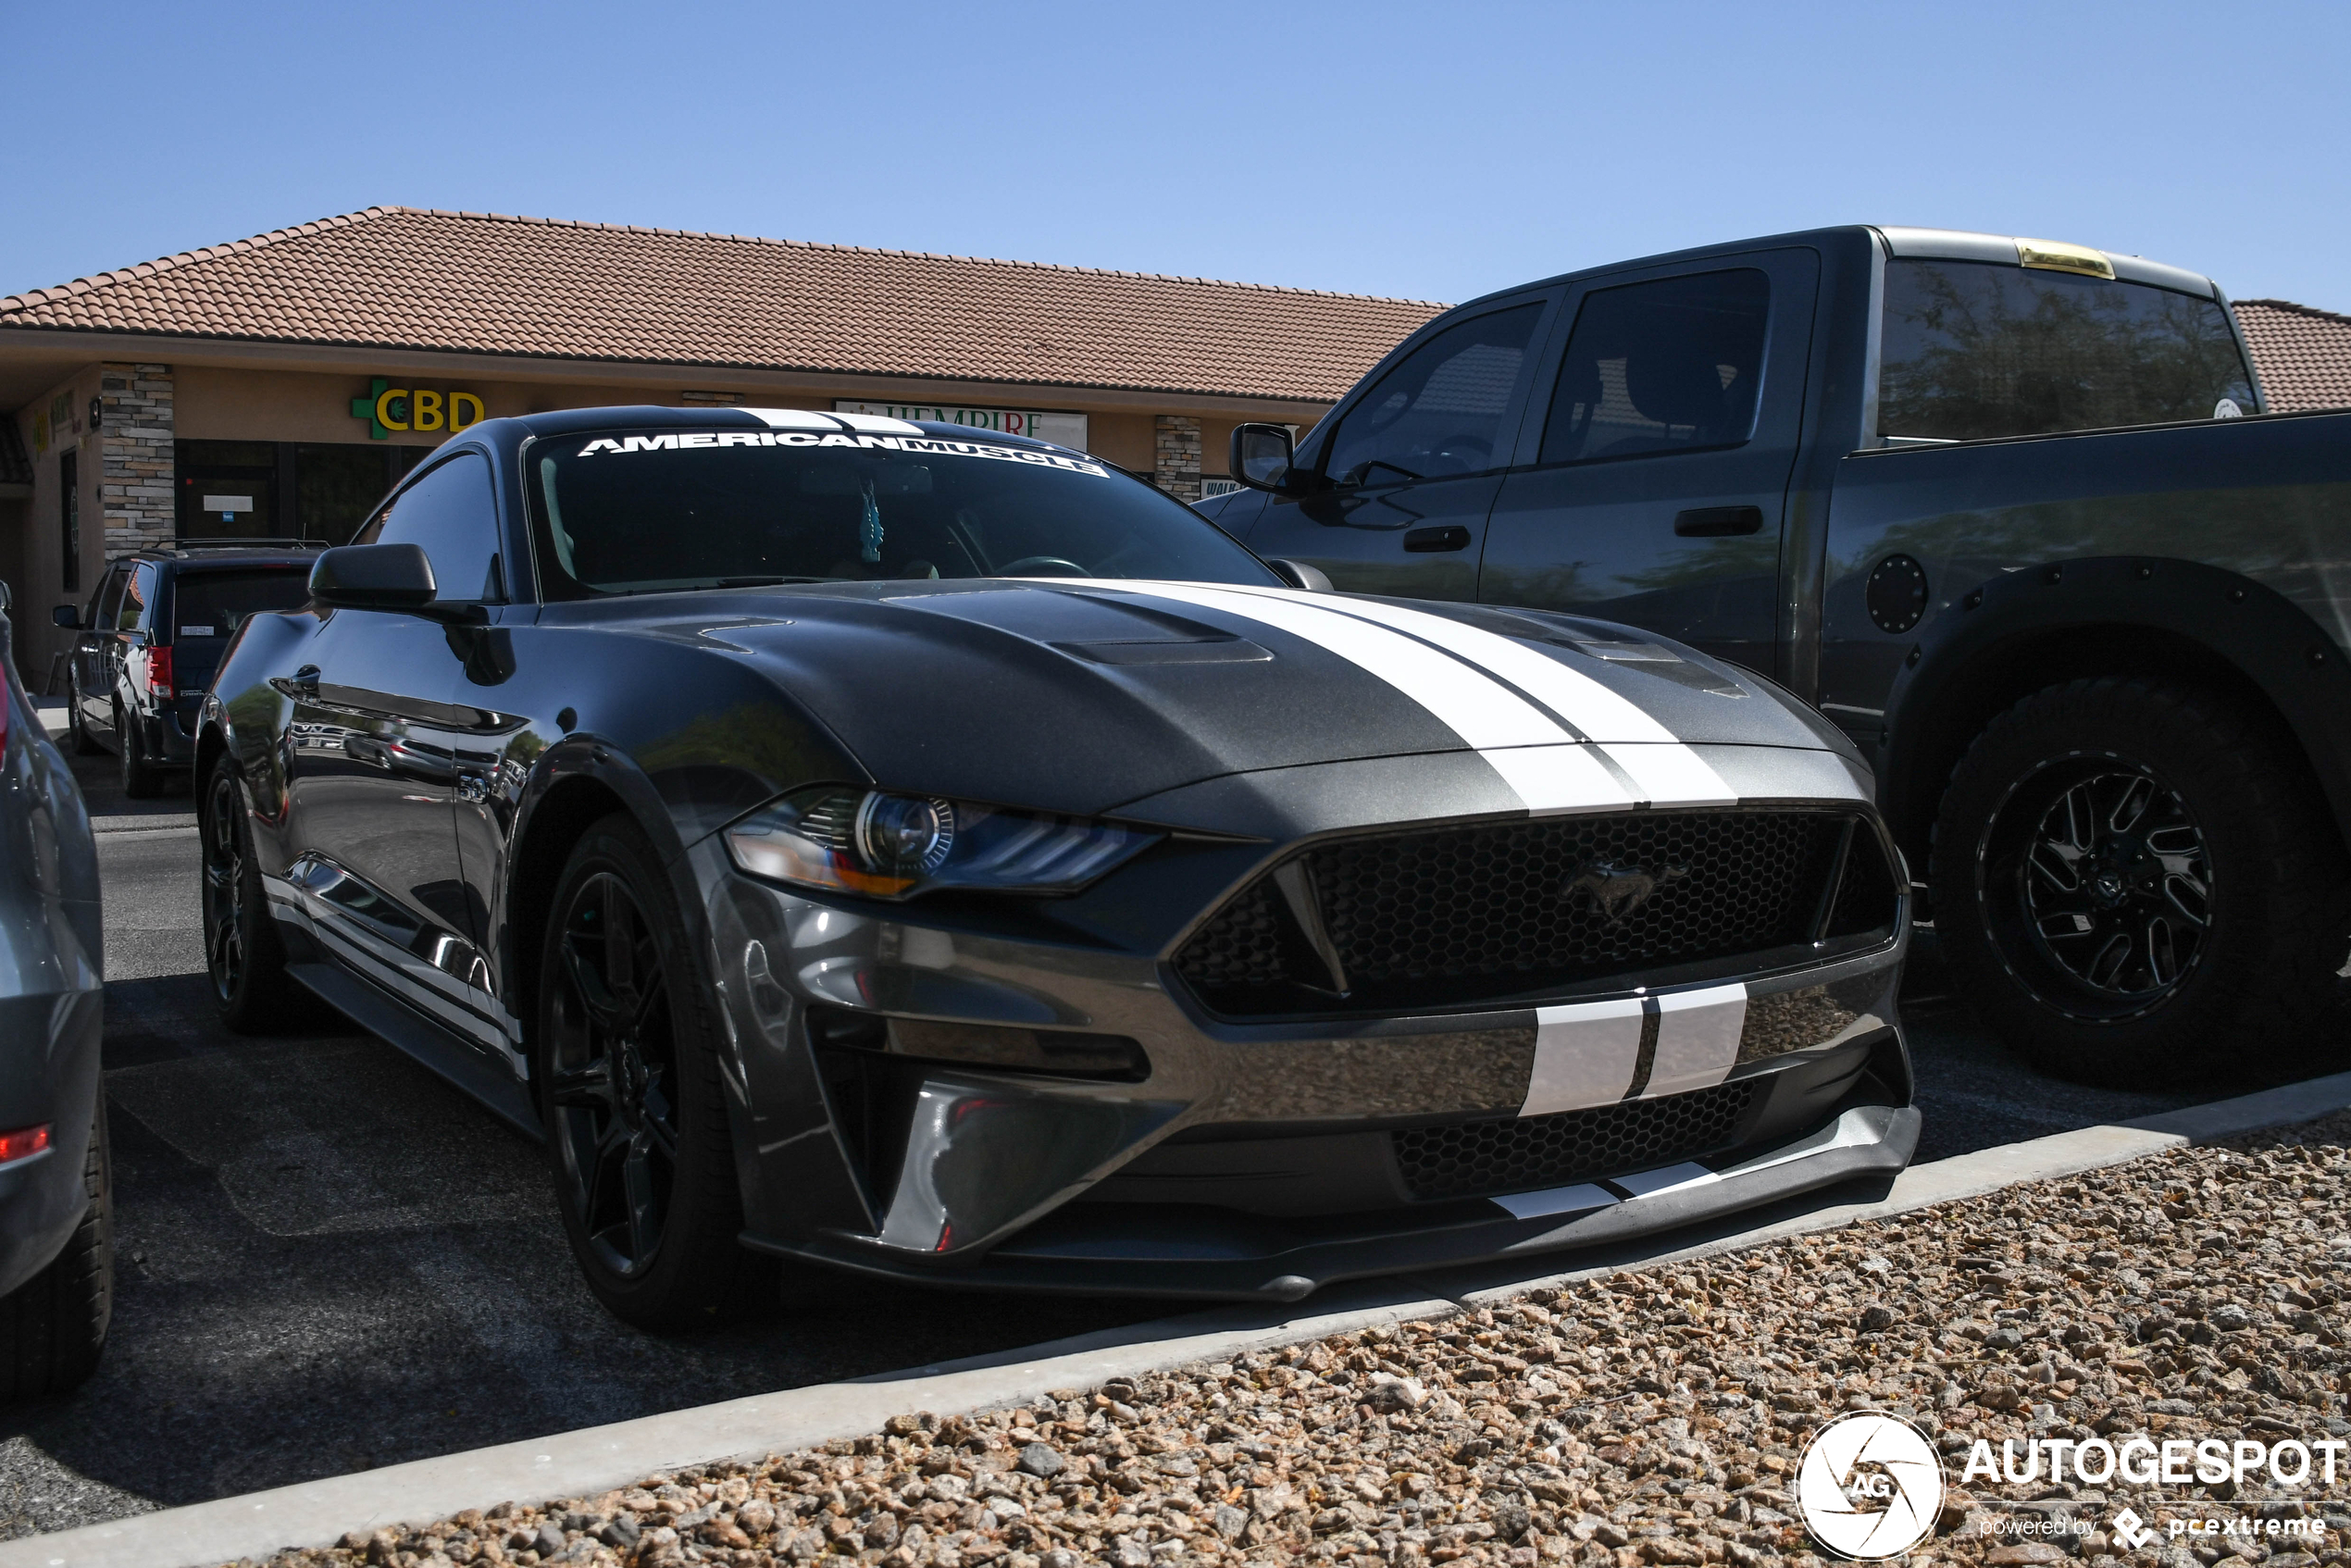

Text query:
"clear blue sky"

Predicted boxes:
[[8, 0, 2348, 312]]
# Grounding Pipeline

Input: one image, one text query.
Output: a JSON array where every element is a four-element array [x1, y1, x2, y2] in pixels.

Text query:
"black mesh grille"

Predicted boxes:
[[1176, 810, 1860, 1017], [1393, 1079, 1760, 1201]]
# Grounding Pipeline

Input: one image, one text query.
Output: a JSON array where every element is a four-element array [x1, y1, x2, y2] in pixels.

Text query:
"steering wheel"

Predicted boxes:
[[1000, 556, 1088, 577]]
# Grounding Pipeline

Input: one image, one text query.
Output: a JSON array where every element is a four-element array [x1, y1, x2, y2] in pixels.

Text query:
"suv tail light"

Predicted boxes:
[[136, 645, 175, 701], [0, 1126, 50, 1164]]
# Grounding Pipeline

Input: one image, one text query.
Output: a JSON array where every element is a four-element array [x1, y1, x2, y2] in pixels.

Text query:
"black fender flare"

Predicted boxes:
[[1877, 555, 2351, 860]]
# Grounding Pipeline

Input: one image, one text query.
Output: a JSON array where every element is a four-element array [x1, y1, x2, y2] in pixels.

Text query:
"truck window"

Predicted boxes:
[[1878, 259, 2256, 442], [173, 567, 314, 641], [1322, 302, 1544, 487], [1538, 269, 1772, 466], [116, 563, 156, 632]]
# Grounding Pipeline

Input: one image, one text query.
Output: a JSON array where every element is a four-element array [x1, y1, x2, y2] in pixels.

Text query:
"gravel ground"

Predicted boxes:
[[228, 1110, 2351, 1568]]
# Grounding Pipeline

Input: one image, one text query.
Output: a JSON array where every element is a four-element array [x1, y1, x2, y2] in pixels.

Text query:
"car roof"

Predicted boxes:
[[1445, 223, 2220, 312], [129, 542, 326, 567]]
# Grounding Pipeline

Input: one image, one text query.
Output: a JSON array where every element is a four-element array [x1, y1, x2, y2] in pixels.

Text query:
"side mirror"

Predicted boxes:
[[1231, 423, 1299, 492], [1264, 558, 1334, 592], [311, 542, 439, 612], [52, 604, 80, 630]]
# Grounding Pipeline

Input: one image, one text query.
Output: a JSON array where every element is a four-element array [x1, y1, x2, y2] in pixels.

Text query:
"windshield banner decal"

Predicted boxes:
[[575, 432, 1109, 478]]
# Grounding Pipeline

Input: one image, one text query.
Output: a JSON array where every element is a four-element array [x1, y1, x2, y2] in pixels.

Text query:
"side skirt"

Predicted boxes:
[[287, 961, 542, 1140]]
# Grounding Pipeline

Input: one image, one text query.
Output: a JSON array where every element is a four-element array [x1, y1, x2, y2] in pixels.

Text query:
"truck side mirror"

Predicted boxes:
[[52, 604, 79, 630], [1231, 424, 1299, 492], [312, 542, 487, 625]]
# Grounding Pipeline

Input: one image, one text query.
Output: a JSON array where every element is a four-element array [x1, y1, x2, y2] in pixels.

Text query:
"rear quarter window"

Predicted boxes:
[[171, 567, 313, 641], [1878, 258, 2256, 442]]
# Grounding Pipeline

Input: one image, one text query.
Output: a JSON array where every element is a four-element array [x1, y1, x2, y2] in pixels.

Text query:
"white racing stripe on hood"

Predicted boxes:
[[1479, 745, 1636, 815], [1076, 581, 1570, 752], [1058, 582, 1739, 817]]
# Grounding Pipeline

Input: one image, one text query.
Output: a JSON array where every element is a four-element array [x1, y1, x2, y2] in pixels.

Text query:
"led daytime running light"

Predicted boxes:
[[725, 787, 1158, 899]]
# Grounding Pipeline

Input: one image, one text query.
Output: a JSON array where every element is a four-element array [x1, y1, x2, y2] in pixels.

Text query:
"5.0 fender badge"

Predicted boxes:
[[1564, 861, 1689, 921]]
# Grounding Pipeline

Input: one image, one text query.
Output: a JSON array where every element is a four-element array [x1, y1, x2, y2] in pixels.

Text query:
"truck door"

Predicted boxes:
[[1478, 251, 1819, 677], [1242, 294, 1556, 600]]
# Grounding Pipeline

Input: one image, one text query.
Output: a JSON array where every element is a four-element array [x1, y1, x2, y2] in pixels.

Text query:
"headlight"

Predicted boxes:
[[724, 786, 1162, 899]]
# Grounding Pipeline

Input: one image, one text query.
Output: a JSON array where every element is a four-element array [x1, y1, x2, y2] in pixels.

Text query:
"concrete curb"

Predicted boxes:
[[19, 1069, 2351, 1568]]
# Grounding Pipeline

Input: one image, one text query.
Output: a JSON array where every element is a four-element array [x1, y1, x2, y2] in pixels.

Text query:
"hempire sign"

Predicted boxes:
[[350, 379, 486, 441]]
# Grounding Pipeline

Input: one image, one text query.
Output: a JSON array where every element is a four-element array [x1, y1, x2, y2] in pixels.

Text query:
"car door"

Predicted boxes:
[[112, 562, 160, 734], [1478, 251, 1819, 676], [280, 448, 511, 1058], [74, 566, 126, 740], [1242, 294, 1557, 600]]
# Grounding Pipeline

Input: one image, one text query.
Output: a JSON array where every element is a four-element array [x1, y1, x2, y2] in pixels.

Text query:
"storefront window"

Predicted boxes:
[[175, 441, 429, 546]]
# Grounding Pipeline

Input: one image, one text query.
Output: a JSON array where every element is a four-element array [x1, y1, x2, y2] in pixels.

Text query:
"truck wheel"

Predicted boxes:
[[538, 814, 780, 1329], [200, 755, 319, 1033], [0, 1095, 112, 1400], [1931, 678, 2349, 1088]]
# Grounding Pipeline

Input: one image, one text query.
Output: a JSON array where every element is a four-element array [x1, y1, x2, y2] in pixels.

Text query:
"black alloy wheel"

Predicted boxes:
[[537, 815, 777, 1327], [1932, 677, 2351, 1088], [1987, 763, 2211, 1014], [546, 870, 682, 1278], [198, 754, 314, 1032]]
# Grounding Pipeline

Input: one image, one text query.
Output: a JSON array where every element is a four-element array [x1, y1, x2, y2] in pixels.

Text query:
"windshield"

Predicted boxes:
[[528, 427, 1280, 598]]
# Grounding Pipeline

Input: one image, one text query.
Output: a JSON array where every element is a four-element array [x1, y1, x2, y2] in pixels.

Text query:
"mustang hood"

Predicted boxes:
[[647, 579, 1848, 819]]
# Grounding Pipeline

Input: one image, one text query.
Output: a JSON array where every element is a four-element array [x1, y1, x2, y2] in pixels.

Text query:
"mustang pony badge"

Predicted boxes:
[[1564, 861, 1689, 921]]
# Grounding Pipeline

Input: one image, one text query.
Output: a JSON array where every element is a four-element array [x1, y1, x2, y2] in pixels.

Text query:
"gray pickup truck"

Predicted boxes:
[[1204, 225, 2350, 1089]]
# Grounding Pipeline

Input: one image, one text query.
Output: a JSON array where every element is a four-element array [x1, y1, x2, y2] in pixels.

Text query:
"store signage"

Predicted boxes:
[[834, 401, 1087, 450], [350, 378, 486, 441]]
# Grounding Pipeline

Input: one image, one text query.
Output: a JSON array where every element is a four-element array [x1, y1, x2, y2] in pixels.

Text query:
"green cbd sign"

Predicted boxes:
[[350, 378, 486, 441]]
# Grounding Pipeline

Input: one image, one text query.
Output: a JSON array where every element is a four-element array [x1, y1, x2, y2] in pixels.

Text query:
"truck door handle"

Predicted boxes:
[[1402, 526, 1473, 553], [1673, 505, 1764, 537]]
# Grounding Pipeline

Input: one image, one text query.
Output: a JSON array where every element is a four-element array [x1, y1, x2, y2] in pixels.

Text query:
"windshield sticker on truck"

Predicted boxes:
[[573, 431, 1108, 477]]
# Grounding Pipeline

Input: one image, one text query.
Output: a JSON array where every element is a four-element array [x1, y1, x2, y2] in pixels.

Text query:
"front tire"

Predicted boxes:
[[116, 703, 161, 799], [1931, 678, 2349, 1087], [538, 814, 776, 1329], [0, 1095, 112, 1400], [64, 685, 99, 756], [200, 754, 317, 1032]]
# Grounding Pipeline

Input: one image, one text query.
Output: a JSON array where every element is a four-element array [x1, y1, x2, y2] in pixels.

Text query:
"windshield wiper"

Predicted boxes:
[[715, 576, 832, 588]]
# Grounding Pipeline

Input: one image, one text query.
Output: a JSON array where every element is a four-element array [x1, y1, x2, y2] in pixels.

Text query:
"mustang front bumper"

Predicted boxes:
[[697, 747, 1913, 1300]]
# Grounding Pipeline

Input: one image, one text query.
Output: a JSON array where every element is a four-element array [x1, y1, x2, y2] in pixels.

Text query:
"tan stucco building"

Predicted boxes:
[[0, 205, 1444, 681]]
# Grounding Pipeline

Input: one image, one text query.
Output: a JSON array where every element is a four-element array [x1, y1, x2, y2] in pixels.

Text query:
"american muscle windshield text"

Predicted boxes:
[[575, 431, 1110, 478], [529, 429, 1274, 596]]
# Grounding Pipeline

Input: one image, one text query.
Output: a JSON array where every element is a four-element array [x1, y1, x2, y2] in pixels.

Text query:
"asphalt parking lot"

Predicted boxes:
[[0, 704, 2235, 1541]]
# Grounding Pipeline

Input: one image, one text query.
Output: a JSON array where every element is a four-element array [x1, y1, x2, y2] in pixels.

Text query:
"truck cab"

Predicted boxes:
[[1220, 226, 2351, 1089]]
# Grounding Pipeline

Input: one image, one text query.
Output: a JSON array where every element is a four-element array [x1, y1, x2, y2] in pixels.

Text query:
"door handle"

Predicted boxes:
[[1673, 505, 1764, 538], [1402, 526, 1473, 553]]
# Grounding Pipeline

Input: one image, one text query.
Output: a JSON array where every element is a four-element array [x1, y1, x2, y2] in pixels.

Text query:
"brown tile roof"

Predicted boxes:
[[0, 206, 1444, 405], [2235, 298, 2351, 413]]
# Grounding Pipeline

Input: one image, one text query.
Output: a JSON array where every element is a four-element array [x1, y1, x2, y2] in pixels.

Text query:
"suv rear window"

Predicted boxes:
[[1879, 258, 2256, 442], [172, 567, 312, 641]]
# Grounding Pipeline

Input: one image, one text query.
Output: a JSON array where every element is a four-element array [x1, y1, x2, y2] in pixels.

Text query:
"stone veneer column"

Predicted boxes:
[[1153, 415, 1202, 503], [100, 363, 174, 554]]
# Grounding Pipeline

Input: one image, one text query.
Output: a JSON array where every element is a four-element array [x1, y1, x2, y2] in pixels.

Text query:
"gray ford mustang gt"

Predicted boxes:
[[198, 406, 1914, 1325]]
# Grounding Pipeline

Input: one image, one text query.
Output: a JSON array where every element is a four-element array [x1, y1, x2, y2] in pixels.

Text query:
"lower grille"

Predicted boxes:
[[1392, 1079, 1760, 1201], [1176, 809, 1879, 1017]]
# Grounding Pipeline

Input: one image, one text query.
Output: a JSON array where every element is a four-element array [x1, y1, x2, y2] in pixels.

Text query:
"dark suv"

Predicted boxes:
[[54, 542, 321, 797]]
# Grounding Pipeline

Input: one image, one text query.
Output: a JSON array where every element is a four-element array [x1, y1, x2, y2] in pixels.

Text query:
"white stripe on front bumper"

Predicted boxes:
[[1645, 983, 1749, 1099]]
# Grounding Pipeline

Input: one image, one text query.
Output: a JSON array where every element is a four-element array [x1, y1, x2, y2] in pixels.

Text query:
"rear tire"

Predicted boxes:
[[0, 1095, 112, 1400], [1931, 678, 2349, 1088], [116, 703, 161, 799], [200, 754, 318, 1033], [538, 814, 777, 1329]]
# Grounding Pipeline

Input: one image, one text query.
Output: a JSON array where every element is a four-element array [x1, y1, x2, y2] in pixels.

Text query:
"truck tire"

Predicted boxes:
[[0, 1095, 112, 1400], [115, 703, 161, 800], [1931, 677, 2350, 1087]]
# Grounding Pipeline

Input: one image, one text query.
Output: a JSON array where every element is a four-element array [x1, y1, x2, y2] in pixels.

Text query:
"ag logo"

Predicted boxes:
[[1795, 1411, 1943, 1560]]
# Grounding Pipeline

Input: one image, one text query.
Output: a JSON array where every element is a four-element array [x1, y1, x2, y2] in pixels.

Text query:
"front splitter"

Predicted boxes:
[[740, 1103, 1920, 1301]]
